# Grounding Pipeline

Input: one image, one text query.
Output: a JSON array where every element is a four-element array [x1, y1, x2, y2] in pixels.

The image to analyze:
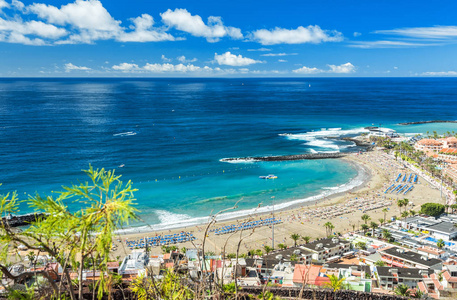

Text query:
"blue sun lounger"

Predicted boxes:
[[384, 184, 395, 194]]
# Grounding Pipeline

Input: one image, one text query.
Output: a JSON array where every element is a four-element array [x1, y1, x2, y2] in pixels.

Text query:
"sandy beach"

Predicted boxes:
[[110, 149, 443, 257]]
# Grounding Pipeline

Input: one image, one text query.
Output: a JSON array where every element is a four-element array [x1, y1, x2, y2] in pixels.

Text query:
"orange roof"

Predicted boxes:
[[293, 264, 323, 285], [417, 247, 445, 255], [442, 270, 457, 283], [418, 139, 443, 146], [163, 253, 171, 260], [418, 282, 427, 293], [440, 148, 457, 154]]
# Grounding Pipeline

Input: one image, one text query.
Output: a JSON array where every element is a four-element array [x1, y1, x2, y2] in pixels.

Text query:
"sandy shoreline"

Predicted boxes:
[[115, 155, 372, 235], [111, 150, 442, 257]]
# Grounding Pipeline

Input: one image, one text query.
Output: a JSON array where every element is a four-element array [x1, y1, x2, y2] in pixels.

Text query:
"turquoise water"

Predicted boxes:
[[1, 78, 457, 229]]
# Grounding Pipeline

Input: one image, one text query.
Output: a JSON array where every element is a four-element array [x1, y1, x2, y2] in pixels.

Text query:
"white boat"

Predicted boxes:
[[259, 174, 278, 179]]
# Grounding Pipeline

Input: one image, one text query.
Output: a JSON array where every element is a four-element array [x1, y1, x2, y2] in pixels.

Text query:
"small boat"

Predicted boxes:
[[119, 164, 125, 168], [259, 174, 278, 179]]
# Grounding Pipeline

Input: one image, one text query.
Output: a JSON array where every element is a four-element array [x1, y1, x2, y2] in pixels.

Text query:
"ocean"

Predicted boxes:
[[1, 77, 457, 230]]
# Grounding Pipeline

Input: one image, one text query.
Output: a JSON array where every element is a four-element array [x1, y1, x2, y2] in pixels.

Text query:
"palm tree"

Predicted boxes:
[[401, 211, 409, 222], [382, 229, 392, 241], [351, 223, 356, 232], [412, 290, 424, 299], [370, 221, 378, 236], [278, 243, 287, 250], [374, 260, 386, 267], [301, 236, 311, 244], [361, 214, 371, 224], [409, 210, 416, 217], [403, 198, 409, 210], [382, 208, 388, 223], [378, 218, 384, 225], [290, 233, 300, 247], [394, 284, 411, 297], [264, 245, 273, 254], [437, 239, 445, 249], [323, 274, 345, 292], [361, 224, 369, 233], [324, 222, 334, 237], [397, 199, 404, 213]]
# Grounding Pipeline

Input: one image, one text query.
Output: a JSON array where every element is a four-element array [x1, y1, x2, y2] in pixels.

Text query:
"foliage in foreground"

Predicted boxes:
[[0, 166, 138, 300]]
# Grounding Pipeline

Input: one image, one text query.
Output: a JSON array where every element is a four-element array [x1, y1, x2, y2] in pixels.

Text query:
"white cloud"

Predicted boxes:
[[393, 66, 398, 70], [247, 47, 271, 51], [261, 52, 297, 57], [112, 62, 139, 71], [214, 52, 263, 66], [112, 62, 210, 73], [327, 62, 355, 73], [349, 40, 432, 49], [278, 59, 287, 63], [353, 32, 361, 37], [65, 63, 91, 72], [143, 63, 202, 72], [251, 25, 343, 45], [12, 0, 24, 11], [161, 55, 172, 62], [0, 0, 9, 11], [0, 18, 67, 45], [375, 26, 457, 39], [292, 66, 322, 74], [117, 14, 175, 42], [160, 8, 242, 42], [293, 62, 355, 74], [421, 71, 457, 76], [177, 55, 197, 63], [28, 0, 122, 43]]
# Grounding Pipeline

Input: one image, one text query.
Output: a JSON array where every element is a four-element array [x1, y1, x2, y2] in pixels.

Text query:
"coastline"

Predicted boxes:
[[111, 149, 443, 257], [115, 154, 372, 235]]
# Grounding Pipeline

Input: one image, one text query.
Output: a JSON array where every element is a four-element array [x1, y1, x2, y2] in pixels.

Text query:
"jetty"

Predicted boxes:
[[398, 120, 457, 125], [2, 213, 47, 227], [221, 152, 346, 162]]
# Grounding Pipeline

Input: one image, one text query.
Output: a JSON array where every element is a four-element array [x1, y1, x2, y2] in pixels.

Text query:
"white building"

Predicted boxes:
[[301, 237, 351, 263]]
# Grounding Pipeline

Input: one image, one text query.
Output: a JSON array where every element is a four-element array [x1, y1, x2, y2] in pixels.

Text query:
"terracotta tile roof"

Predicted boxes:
[[418, 281, 427, 293], [440, 148, 457, 154], [417, 246, 445, 255], [293, 264, 325, 285], [443, 271, 457, 283], [418, 139, 443, 146]]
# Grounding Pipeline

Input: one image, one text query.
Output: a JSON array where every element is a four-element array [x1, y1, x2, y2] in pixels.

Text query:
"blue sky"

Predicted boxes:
[[1, 0, 457, 77]]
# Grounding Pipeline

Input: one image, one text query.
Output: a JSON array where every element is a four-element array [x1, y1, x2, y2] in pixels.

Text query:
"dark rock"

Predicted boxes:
[[221, 153, 346, 162], [398, 120, 457, 125], [2, 213, 47, 227]]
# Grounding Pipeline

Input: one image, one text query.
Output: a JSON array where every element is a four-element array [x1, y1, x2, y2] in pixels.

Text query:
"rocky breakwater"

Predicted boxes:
[[398, 120, 457, 125], [221, 152, 346, 163], [2, 213, 47, 227]]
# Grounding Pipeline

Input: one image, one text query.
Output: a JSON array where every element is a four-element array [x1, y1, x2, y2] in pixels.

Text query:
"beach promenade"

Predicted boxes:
[[111, 149, 443, 257]]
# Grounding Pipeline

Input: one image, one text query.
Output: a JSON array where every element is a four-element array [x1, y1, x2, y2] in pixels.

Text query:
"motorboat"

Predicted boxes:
[[259, 174, 278, 179]]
